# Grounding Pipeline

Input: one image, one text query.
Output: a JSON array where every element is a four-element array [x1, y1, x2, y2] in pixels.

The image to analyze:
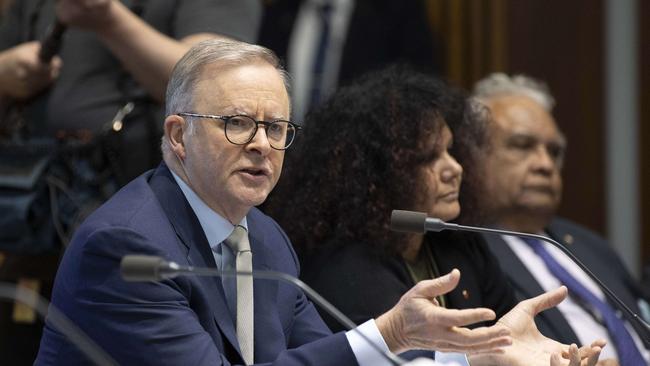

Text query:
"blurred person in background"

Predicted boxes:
[[0, 0, 260, 180], [0, 0, 260, 363], [457, 73, 650, 365], [258, 0, 443, 121]]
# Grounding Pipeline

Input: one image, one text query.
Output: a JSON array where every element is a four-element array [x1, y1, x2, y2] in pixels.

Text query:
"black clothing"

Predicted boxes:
[[300, 231, 518, 333]]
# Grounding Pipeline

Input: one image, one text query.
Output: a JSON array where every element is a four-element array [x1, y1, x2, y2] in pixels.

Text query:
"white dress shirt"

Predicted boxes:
[[171, 172, 464, 365], [503, 234, 649, 362]]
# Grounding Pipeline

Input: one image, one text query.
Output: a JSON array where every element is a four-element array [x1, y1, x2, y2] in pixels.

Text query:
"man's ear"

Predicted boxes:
[[165, 114, 187, 159]]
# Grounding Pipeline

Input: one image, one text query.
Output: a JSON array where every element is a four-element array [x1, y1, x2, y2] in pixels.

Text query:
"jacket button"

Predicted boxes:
[[462, 289, 470, 299]]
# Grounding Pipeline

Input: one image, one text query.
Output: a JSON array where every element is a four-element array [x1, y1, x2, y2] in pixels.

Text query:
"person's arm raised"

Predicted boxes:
[[55, 0, 221, 102]]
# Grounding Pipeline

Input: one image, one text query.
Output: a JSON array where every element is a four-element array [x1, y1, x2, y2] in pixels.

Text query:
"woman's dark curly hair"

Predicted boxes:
[[265, 65, 487, 257]]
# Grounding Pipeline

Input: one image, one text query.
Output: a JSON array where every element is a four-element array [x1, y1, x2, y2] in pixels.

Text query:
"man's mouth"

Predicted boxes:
[[239, 168, 270, 177], [523, 185, 555, 195]]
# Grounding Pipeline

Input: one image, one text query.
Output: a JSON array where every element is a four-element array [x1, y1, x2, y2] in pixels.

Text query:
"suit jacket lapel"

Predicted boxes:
[[247, 213, 271, 271], [545, 222, 644, 322], [149, 163, 243, 359], [483, 232, 579, 343]]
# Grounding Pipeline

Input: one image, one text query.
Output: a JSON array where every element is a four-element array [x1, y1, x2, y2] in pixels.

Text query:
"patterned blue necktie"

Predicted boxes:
[[524, 237, 645, 365]]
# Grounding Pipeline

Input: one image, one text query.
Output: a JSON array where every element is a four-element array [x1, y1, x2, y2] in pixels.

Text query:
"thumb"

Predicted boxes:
[[412, 268, 461, 299], [550, 353, 562, 366], [524, 286, 568, 316]]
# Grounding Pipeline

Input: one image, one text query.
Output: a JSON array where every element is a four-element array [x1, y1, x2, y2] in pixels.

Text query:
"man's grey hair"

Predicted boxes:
[[162, 39, 291, 153], [472, 73, 555, 111], [165, 38, 291, 117]]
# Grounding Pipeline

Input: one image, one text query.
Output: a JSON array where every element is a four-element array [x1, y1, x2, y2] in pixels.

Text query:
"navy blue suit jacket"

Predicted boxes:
[[483, 217, 650, 348], [35, 164, 357, 365]]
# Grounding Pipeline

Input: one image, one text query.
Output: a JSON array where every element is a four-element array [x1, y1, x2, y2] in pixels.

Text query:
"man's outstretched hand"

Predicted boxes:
[[376, 269, 512, 355], [469, 287, 608, 366], [551, 342, 608, 366]]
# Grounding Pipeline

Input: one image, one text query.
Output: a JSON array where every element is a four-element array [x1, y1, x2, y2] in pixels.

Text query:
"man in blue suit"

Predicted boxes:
[[464, 73, 650, 365], [35, 40, 600, 365], [32, 38, 513, 366]]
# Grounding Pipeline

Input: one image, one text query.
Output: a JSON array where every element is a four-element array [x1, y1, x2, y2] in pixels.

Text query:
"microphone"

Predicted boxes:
[[121, 255, 410, 365], [390, 209, 650, 340], [38, 21, 67, 63], [0, 283, 117, 365]]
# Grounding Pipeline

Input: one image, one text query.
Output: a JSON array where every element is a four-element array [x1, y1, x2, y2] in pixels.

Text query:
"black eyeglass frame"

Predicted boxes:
[[177, 112, 302, 150]]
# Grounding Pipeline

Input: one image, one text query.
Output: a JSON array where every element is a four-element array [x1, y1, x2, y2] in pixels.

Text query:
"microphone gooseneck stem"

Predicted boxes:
[[0, 283, 118, 366], [442, 220, 650, 337], [175, 265, 407, 365]]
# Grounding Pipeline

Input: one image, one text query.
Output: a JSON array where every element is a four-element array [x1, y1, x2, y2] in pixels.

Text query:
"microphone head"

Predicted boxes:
[[120, 255, 167, 282], [390, 210, 427, 233]]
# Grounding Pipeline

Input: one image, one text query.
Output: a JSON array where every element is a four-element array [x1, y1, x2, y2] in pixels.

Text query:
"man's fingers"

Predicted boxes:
[[559, 339, 604, 366], [568, 344, 581, 365], [561, 341, 605, 359], [522, 286, 568, 315], [412, 269, 461, 299], [578, 343, 603, 359], [560, 343, 602, 366], [437, 307, 497, 327], [557, 344, 581, 366], [589, 339, 606, 349], [585, 346, 601, 366]]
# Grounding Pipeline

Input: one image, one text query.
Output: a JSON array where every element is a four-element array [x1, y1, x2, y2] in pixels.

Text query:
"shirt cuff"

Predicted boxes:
[[345, 320, 468, 366], [345, 319, 394, 366], [435, 352, 470, 366]]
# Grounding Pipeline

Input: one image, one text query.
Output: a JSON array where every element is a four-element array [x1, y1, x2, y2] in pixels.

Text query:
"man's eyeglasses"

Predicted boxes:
[[177, 112, 301, 150]]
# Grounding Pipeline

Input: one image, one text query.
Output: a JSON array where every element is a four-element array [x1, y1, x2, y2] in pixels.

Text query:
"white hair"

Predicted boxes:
[[472, 73, 555, 111]]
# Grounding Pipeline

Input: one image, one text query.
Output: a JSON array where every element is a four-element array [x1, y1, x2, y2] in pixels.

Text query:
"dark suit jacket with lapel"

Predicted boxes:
[[483, 217, 650, 348], [35, 163, 358, 365]]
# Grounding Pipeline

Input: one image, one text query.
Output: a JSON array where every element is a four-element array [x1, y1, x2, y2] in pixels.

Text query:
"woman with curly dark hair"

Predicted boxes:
[[265, 65, 608, 365], [265, 65, 518, 333]]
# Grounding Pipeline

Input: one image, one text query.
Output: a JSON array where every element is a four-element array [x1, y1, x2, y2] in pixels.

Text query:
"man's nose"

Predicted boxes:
[[531, 144, 556, 173], [245, 125, 273, 156]]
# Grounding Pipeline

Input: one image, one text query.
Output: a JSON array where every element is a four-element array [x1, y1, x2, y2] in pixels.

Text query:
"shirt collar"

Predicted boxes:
[[171, 171, 248, 251]]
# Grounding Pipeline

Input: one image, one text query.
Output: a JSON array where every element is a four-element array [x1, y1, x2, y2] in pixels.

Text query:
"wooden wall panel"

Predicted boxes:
[[426, 0, 508, 87], [506, 0, 606, 236], [426, 0, 608, 240]]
